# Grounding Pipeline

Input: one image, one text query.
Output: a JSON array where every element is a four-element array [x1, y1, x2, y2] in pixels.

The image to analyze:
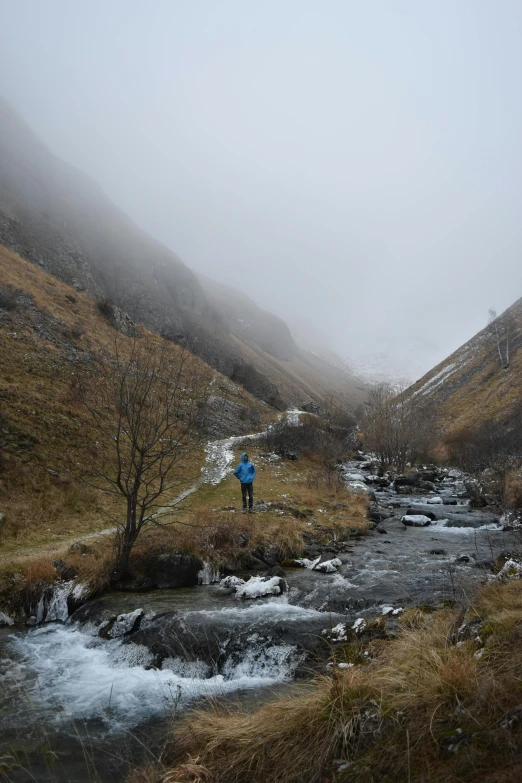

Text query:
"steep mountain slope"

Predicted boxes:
[[198, 274, 369, 409], [0, 243, 266, 547], [405, 297, 522, 433], [0, 97, 363, 410]]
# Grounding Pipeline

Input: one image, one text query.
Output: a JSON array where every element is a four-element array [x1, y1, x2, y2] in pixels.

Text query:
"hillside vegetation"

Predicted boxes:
[[406, 298, 522, 438], [0, 244, 265, 554]]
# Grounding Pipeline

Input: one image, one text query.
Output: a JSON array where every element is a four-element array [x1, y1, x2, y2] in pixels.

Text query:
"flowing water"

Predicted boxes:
[[1, 446, 519, 782]]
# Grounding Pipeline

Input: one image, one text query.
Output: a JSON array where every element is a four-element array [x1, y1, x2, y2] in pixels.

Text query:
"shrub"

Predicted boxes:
[[0, 286, 19, 310], [96, 297, 115, 322]]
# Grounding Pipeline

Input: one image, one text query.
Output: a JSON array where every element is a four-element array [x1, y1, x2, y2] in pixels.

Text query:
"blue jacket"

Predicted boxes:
[[234, 453, 256, 484]]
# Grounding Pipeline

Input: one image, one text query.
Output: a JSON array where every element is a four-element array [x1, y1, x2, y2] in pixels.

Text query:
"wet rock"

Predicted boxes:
[[405, 508, 438, 521], [142, 552, 204, 589], [376, 527, 388, 535], [243, 554, 269, 571], [474, 559, 494, 570], [251, 546, 286, 567], [456, 554, 471, 563], [265, 565, 287, 578], [128, 603, 348, 672], [100, 608, 144, 639], [401, 515, 431, 527], [118, 577, 156, 592], [365, 476, 391, 488], [465, 480, 488, 508], [443, 499, 458, 506], [53, 559, 77, 581], [369, 507, 392, 523], [394, 474, 420, 489], [429, 548, 447, 556]]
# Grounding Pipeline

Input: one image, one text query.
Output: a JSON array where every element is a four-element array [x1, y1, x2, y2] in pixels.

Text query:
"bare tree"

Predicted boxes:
[[445, 413, 522, 513], [488, 306, 513, 369], [362, 382, 434, 472], [73, 331, 214, 581]]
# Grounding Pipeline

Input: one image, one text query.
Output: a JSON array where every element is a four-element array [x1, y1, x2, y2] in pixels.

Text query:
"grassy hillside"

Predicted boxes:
[[405, 298, 522, 436], [0, 244, 265, 554], [0, 97, 365, 411]]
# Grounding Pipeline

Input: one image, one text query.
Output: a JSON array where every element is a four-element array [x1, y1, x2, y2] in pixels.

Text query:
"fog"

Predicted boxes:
[[1, 0, 522, 380]]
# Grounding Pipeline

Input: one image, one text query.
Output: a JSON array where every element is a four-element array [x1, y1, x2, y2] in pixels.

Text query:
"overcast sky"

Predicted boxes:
[[1, 1, 521, 380]]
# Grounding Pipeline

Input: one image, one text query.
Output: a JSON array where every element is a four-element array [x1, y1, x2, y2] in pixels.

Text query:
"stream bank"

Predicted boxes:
[[1, 455, 519, 782]]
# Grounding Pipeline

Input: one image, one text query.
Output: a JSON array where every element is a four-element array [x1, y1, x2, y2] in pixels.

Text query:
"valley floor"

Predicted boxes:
[[1, 447, 522, 783]]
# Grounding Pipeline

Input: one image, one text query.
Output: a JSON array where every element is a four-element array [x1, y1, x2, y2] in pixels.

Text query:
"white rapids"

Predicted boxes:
[[3, 617, 302, 732]]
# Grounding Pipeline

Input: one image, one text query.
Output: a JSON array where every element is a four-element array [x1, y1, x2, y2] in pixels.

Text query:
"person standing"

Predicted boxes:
[[233, 452, 256, 512]]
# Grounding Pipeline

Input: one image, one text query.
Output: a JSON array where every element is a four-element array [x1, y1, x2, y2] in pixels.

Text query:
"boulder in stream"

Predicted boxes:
[[235, 575, 287, 599], [100, 608, 144, 638], [401, 514, 431, 527]]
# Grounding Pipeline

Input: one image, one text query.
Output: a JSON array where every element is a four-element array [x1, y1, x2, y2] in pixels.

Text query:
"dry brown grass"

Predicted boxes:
[[407, 303, 522, 439], [0, 539, 115, 614], [0, 244, 266, 554], [128, 451, 368, 575], [130, 580, 522, 783]]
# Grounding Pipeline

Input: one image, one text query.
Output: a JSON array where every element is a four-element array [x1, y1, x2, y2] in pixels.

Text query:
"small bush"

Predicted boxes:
[[97, 297, 115, 322], [65, 293, 77, 304], [0, 286, 19, 310]]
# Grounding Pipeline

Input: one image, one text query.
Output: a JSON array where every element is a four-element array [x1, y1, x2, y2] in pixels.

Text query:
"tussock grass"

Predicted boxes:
[[131, 581, 522, 783], [0, 540, 115, 614], [130, 452, 368, 573], [0, 244, 265, 554]]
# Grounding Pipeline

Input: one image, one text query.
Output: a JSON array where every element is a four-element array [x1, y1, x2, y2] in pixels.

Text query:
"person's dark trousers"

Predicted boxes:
[[241, 482, 254, 510]]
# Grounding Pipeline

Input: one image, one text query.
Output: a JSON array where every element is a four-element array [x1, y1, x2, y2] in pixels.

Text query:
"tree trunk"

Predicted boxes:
[[111, 496, 139, 583]]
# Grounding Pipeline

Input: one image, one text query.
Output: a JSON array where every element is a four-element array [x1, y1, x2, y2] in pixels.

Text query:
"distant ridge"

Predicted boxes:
[[0, 97, 365, 410]]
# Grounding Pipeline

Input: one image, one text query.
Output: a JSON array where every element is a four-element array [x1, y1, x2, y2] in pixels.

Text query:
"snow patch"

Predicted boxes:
[[235, 576, 284, 600], [401, 515, 432, 526]]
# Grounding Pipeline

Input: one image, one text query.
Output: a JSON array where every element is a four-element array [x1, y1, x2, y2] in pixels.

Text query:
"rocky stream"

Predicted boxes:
[[0, 436, 519, 782]]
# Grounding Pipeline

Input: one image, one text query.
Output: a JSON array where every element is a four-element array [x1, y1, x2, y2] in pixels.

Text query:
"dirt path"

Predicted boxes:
[[0, 411, 302, 564]]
